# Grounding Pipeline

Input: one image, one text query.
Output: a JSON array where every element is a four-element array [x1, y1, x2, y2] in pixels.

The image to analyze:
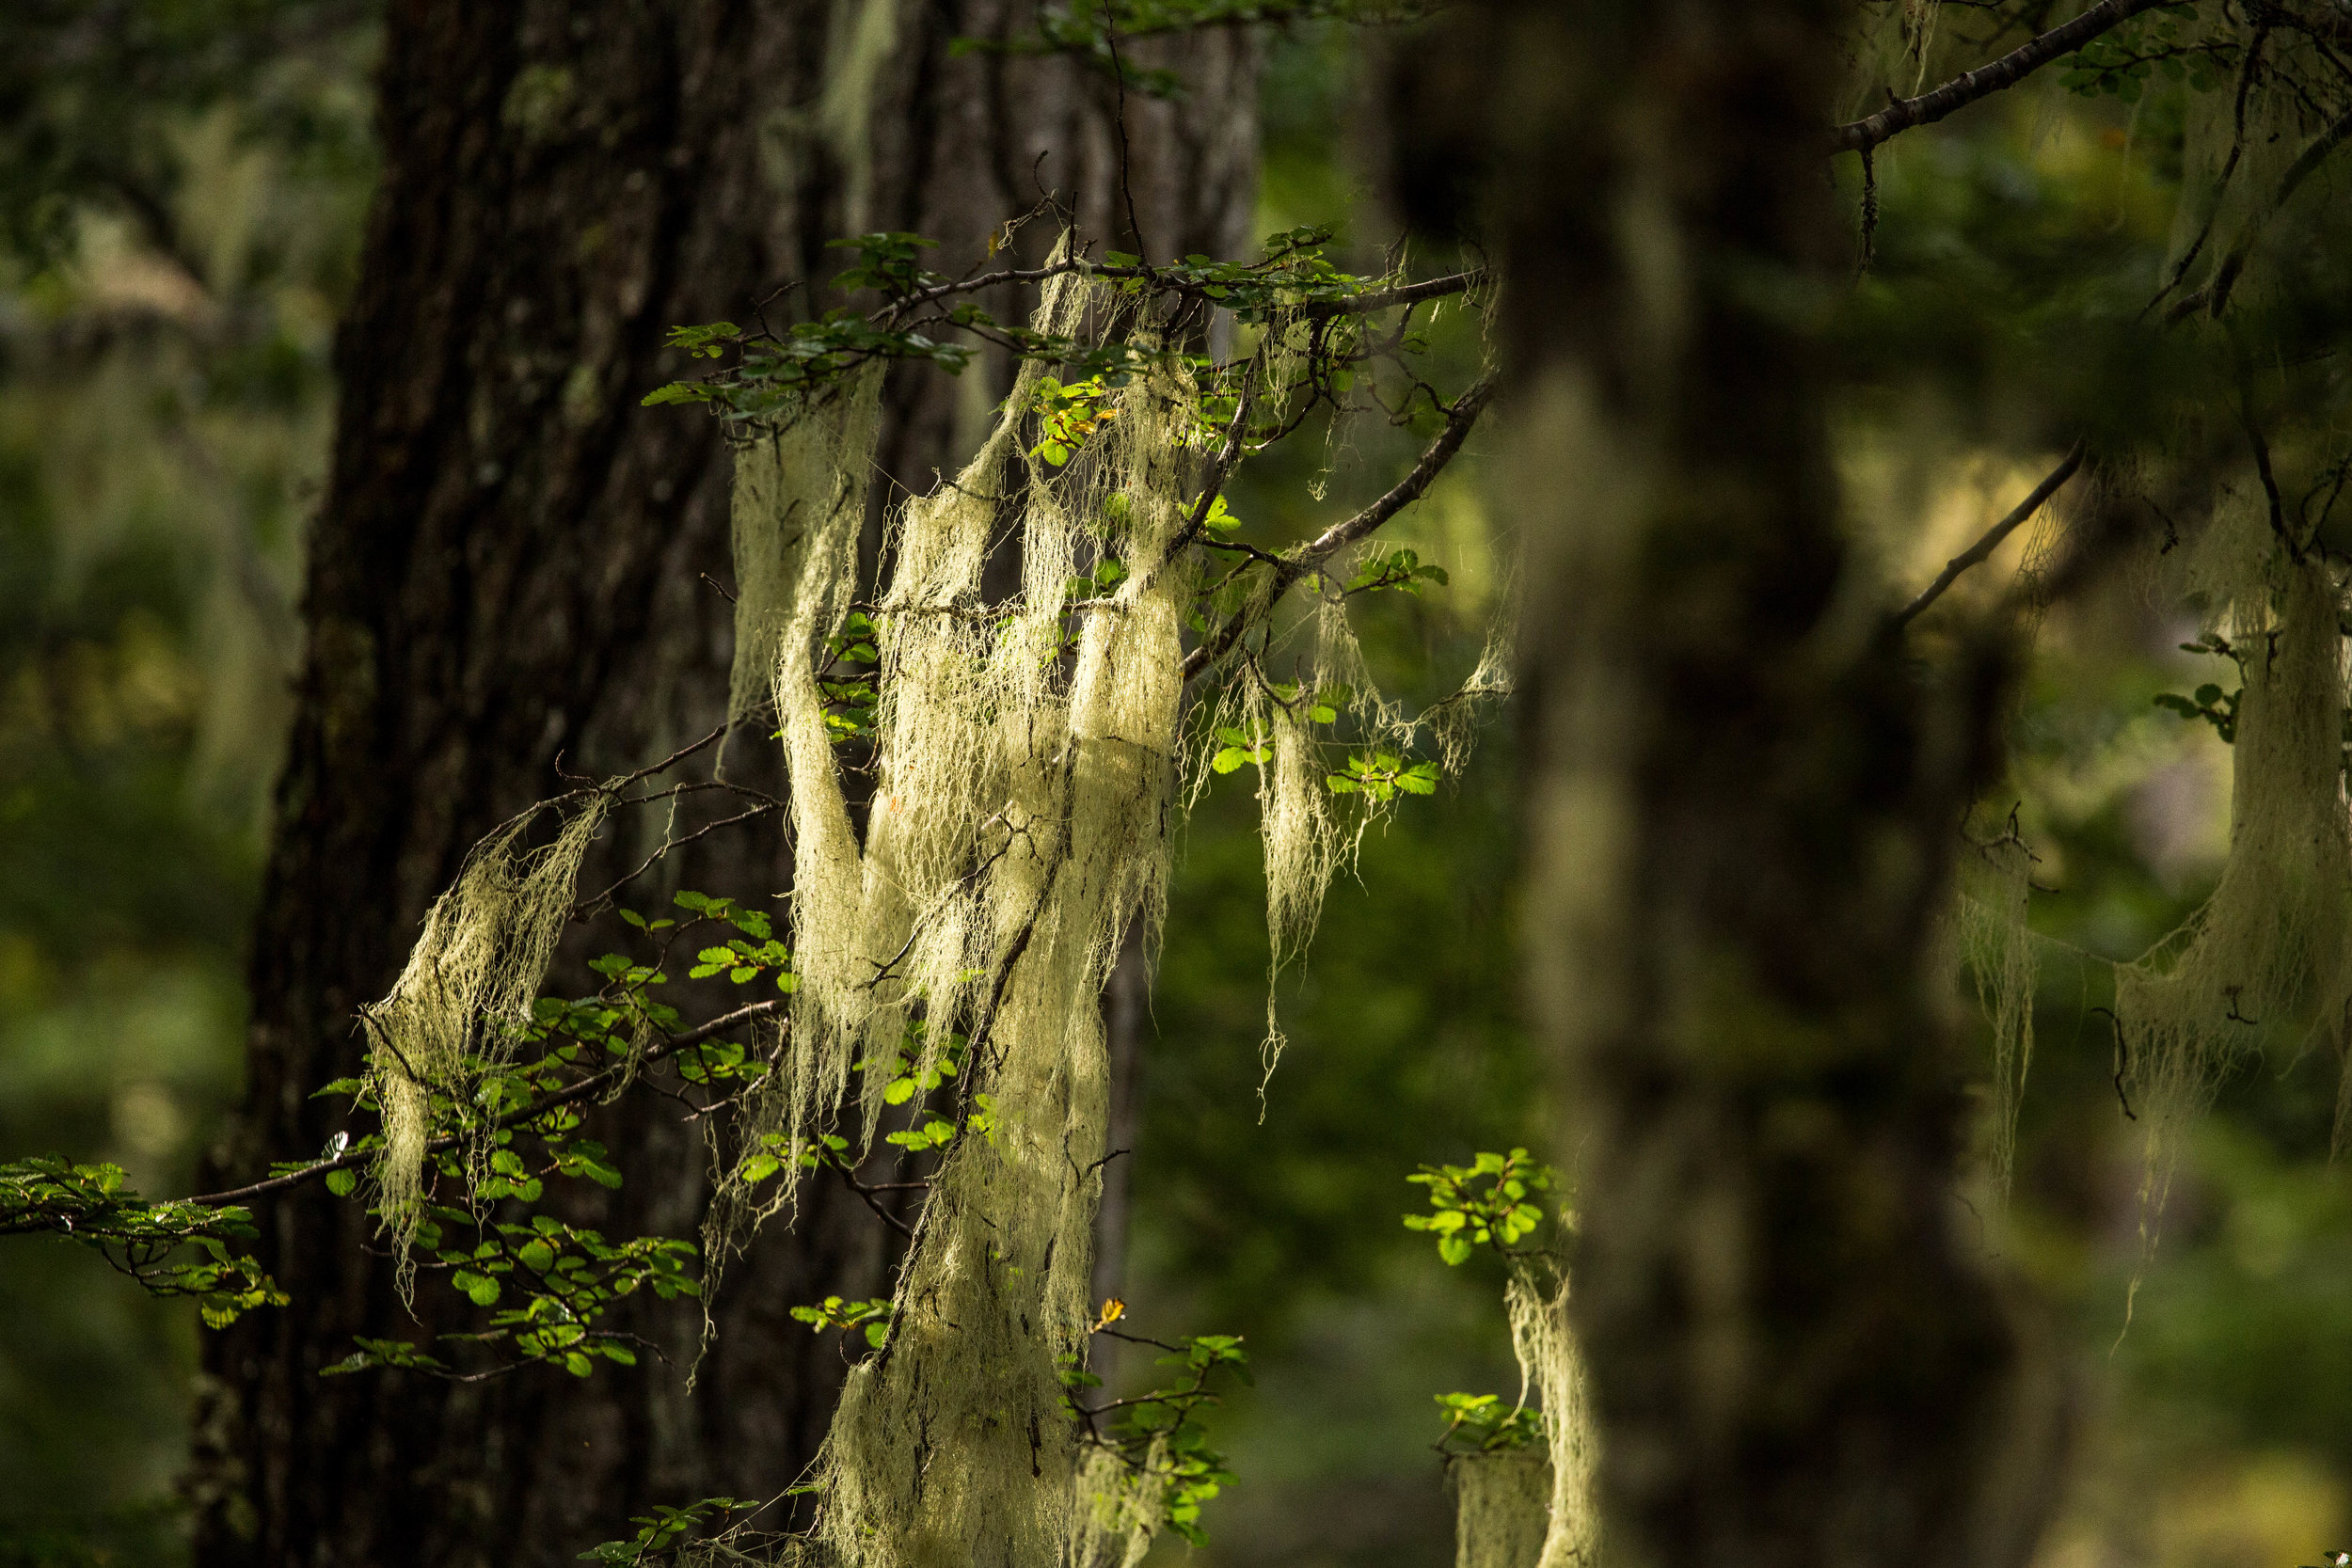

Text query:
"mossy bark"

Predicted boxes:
[[190, 6, 1256, 1564], [1464, 5, 2069, 1567]]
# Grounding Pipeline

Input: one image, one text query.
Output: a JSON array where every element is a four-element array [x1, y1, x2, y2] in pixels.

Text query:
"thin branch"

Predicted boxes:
[[1292, 271, 1488, 318], [838, 1164, 918, 1241], [1832, 0, 2175, 153], [882, 257, 1484, 323], [2197, 103, 2352, 321], [1104, 17, 1152, 264], [1160, 375, 1262, 562], [1893, 439, 2087, 627], [1183, 372, 1498, 681], [575, 801, 783, 914], [187, 1000, 789, 1209]]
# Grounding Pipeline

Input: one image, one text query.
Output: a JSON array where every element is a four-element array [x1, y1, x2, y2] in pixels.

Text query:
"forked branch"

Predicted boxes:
[[1183, 372, 1497, 680]]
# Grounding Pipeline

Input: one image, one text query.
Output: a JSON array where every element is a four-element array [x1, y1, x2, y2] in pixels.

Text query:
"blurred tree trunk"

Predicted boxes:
[[188, 6, 1256, 1565], [1456, 5, 2069, 1567]]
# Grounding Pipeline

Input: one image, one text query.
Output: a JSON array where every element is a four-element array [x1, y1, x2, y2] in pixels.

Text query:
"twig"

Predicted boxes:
[[1160, 373, 1262, 562], [2090, 1006, 2138, 1121], [575, 801, 783, 914], [1893, 439, 2087, 627], [1832, 0, 2175, 153], [838, 1164, 917, 1241], [1183, 372, 1497, 681], [882, 257, 1484, 322], [1104, 18, 1151, 265], [187, 999, 789, 1209]]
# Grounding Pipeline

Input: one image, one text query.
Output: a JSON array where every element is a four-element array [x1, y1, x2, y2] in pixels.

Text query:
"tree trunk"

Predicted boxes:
[[1475, 5, 2069, 1567], [188, 7, 1256, 1565]]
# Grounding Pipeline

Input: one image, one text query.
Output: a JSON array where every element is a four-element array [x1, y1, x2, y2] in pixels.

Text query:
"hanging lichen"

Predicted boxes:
[[1066, 1441, 1174, 1568], [1450, 1449, 1553, 1568], [1505, 1266, 1599, 1568], [727, 372, 885, 728], [1957, 827, 2038, 1201], [2113, 539, 2352, 1251], [357, 219, 1502, 1548], [364, 789, 612, 1275]]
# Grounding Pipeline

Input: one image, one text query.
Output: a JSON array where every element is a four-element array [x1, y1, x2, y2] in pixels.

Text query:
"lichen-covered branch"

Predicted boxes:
[[1832, 0, 2176, 152]]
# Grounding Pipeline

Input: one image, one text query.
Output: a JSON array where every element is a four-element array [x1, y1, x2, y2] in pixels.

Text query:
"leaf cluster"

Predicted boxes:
[[789, 1293, 895, 1349], [1403, 1148, 1554, 1265], [0, 1156, 286, 1326], [325, 1212, 697, 1379], [1432, 1390, 1548, 1455], [1072, 1328, 1252, 1546], [578, 1497, 760, 1566]]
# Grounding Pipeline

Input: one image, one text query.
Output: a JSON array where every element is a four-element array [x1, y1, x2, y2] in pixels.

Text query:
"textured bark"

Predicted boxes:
[[189, 6, 1256, 1565], [1470, 6, 2068, 1568]]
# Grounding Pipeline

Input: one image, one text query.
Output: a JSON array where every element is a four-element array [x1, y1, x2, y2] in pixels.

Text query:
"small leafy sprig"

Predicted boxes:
[[325, 1213, 697, 1379], [0, 1157, 286, 1326], [1404, 1148, 1554, 1265], [641, 226, 1479, 429], [1073, 1318, 1251, 1547], [790, 1294, 895, 1349], [1326, 752, 1438, 801], [578, 1497, 763, 1566], [1433, 1390, 1548, 1455], [2058, 3, 2228, 101], [1344, 546, 1449, 596], [1031, 373, 1120, 467], [2153, 681, 2239, 743]]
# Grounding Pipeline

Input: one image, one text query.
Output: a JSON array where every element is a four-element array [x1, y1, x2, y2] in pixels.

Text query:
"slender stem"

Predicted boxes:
[[1893, 439, 2087, 627]]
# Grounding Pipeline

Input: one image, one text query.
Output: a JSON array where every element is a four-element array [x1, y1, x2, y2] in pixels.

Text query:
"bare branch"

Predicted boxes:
[[1832, 0, 2174, 154], [1893, 439, 2087, 627]]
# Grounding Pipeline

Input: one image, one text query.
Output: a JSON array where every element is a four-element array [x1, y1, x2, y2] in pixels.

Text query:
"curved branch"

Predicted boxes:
[[1183, 372, 1497, 681], [1832, 0, 2174, 154]]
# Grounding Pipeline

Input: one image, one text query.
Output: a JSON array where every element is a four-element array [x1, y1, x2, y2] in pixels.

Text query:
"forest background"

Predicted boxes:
[[0, 5, 2345, 1568]]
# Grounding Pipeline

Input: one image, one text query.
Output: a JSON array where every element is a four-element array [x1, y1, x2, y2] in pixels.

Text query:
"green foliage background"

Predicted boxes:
[[4, 6, 2352, 1567]]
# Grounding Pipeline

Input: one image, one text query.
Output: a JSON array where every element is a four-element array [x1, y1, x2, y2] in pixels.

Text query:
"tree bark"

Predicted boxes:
[[1470, 5, 2069, 1567], [188, 6, 1256, 1565]]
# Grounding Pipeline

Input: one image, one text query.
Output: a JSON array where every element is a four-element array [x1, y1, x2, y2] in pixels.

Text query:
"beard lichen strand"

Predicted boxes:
[[1068, 1440, 1173, 1568], [727, 374, 885, 728], [2114, 544, 2352, 1255], [852, 265, 1103, 1133], [1958, 832, 2037, 1202], [2163, 58, 2299, 310], [367, 790, 612, 1277], [1446, 1265, 1597, 1568], [777, 277, 1192, 1568], [1505, 1266, 1599, 1568], [1450, 1451, 1554, 1568]]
